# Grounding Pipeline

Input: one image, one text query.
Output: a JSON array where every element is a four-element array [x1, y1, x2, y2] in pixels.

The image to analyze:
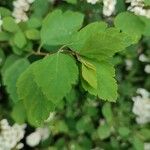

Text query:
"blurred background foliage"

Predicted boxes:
[[0, 0, 150, 150]]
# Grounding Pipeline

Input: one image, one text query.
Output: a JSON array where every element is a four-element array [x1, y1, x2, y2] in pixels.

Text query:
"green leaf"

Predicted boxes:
[[32, 0, 50, 18], [2, 17, 19, 33], [12, 46, 23, 55], [17, 53, 78, 126], [132, 136, 144, 150], [144, 0, 150, 6], [3, 59, 30, 103], [138, 129, 150, 141], [0, 31, 10, 41], [13, 31, 27, 49], [0, 48, 5, 67], [27, 17, 42, 29], [81, 78, 97, 96], [114, 12, 145, 39], [82, 60, 117, 101], [33, 53, 79, 104], [25, 29, 40, 40], [41, 9, 84, 46], [102, 103, 113, 124], [17, 63, 55, 126], [1, 55, 20, 75], [118, 127, 130, 137], [95, 61, 117, 101], [97, 123, 111, 140], [70, 22, 134, 61], [0, 7, 11, 17], [11, 101, 26, 124], [65, 0, 77, 4], [139, 16, 150, 36], [80, 57, 97, 89], [69, 22, 107, 57]]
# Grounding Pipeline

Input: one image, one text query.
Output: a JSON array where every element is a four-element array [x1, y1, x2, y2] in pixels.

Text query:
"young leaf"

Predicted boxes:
[[3, 59, 30, 103], [81, 60, 117, 102], [33, 53, 79, 104], [80, 57, 97, 89], [81, 78, 97, 96], [41, 9, 84, 46], [82, 63, 97, 89]]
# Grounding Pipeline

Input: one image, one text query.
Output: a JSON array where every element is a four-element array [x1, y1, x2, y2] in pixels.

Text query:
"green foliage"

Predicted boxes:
[[2, 17, 19, 33], [25, 29, 40, 40], [2, 58, 30, 103], [144, 0, 150, 6], [17, 62, 55, 126], [97, 123, 111, 140], [0, 1, 150, 149], [70, 23, 135, 61], [0, 7, 11, 17], [41, 9, 84, 46], [13, 31, 27, 49], [11, 101, 26, 124]]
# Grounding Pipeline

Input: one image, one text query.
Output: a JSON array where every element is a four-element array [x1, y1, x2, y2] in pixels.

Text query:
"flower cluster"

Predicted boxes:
[[132, 88, 150, 124], [144, 143, 150, 150], [12, 0, 35, 23], [126, 0, 150, 18], [125, 59, 133, 71], [26, 127, 50, 147], [139, 54, 150, 74], [0, 119, 26, 150], [102, 0, 117, 16], [86, 0, 99, 5]]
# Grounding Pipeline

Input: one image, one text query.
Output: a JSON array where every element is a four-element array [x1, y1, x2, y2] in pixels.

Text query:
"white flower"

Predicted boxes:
[[144, 143, 150, 150], [26, 131, 41, 147], [27, 0, 35, 3], [16, 143, 24, 149], [37, 127, 50, 141], [26, 127, 50, 147], [12, 0, 35, 23], [132, 88, 150, 124], [103, 0, 117, 16], [139, 54, 149, 62], [87, 0, 99, 4], [137, 88, 150, 98], [144, 65, 150, 74], [125, 59, 133, 70], [0, 119, 26, 149], [126, 0, 150, 18]]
